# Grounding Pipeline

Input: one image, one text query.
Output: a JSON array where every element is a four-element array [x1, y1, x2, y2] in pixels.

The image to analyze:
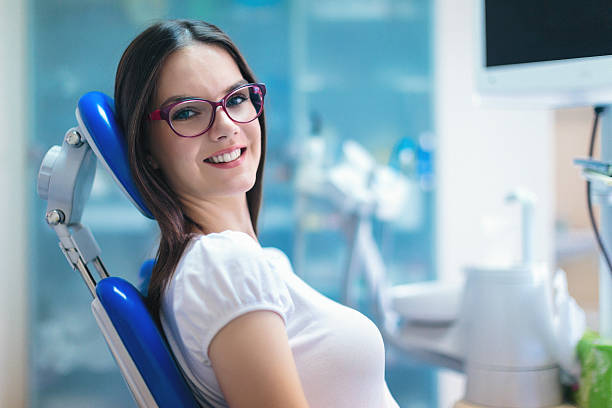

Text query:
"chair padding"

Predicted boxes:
[[77, 92, 154, 219], [96, 277, 199, 408]]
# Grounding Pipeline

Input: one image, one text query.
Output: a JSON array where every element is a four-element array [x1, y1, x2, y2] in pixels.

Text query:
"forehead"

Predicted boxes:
[[155, 43, 244, 105]]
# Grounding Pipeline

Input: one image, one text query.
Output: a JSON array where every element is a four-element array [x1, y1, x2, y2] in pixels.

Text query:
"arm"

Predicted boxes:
[[209, 310, 310, 408]]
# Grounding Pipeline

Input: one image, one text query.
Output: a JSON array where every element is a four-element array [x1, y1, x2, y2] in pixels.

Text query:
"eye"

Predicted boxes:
[[171, 108, 199, 121], [226, 92, 248, 107]]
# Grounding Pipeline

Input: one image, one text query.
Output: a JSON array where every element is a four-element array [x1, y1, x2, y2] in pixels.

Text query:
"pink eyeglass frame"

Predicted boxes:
[[148, 83, 266, 138]]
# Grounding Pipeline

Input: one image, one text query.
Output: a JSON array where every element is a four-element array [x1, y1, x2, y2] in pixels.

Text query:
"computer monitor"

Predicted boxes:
[[475, 0, 612, 107]]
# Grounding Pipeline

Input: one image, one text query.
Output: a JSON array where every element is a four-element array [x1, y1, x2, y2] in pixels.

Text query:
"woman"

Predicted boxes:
[[114, 19, 399, 408]]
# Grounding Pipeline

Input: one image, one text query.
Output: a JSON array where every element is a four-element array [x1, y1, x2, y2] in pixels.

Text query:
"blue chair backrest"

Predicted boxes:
[[96, 277, 199, 408], [77, 92, 199, 407]]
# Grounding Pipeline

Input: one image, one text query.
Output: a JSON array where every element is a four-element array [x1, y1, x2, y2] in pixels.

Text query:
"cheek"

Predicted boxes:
[[148, 127, 170, 167], [149, 128, 196, 184], [247, 123, 262, 162]]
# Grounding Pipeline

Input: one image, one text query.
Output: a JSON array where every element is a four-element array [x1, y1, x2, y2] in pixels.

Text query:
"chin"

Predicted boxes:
[[227, 176, 257, 196], [243, 178, 258, 194]]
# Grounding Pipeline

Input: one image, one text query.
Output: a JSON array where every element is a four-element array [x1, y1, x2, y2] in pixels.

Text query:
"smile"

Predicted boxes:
[[203, 146, 247, 169], [204, 147, 245, 164]]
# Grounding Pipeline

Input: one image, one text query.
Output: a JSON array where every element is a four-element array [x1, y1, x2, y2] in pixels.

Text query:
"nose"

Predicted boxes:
[[208, 106, 239, 141]]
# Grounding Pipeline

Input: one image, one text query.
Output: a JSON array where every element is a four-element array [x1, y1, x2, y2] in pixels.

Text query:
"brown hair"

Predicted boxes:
[[114, 19, 266, 323]]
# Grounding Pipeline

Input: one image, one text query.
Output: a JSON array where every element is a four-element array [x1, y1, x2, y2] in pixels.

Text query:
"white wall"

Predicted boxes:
[[434, 0, 555, 405], [0, 0, 28, 406]]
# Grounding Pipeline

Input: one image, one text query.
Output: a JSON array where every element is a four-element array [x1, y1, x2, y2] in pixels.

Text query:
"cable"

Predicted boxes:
[[586, 105, 612, 277], [588, 106, 606, 157]]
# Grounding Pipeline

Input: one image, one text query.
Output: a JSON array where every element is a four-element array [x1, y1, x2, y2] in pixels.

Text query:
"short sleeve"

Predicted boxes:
[[162, 231, 294, 366]]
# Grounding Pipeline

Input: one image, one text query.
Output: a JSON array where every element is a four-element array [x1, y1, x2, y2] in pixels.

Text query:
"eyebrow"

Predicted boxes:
[[158, 79, 249, 108]]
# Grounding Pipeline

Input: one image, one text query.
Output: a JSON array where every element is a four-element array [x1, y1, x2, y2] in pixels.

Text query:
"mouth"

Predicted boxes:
[[204, 147, 246, 164]]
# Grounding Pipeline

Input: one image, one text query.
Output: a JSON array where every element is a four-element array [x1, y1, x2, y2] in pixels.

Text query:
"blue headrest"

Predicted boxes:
[[96, 277, 199, 408], [76, 92, 154, 219]]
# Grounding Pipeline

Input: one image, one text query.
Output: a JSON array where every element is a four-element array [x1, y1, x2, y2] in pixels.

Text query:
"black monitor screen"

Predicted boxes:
[[485, 0, 612, 67]]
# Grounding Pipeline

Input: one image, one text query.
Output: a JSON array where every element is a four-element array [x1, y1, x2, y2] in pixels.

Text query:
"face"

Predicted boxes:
[[148, 43, 261, 204]]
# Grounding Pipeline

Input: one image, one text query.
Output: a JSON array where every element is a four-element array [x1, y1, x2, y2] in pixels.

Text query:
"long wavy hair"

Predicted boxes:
[[114, 19, 266, 323]]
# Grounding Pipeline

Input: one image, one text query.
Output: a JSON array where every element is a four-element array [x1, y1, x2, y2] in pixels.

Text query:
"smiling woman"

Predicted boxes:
[[114, 19, 400, 408], [146, 43, 263, 227], [114, 20, 267, 317]]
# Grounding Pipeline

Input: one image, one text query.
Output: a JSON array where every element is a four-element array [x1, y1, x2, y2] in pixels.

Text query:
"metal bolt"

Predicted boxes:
[[46, 209, 65, 226], [65, 130, 83, 147]]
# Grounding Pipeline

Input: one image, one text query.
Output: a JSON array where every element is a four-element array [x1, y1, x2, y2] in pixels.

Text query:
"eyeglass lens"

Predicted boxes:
[[169, 85, 263, 137]]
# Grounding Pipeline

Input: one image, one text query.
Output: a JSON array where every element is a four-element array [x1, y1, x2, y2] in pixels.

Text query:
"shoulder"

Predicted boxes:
[[176, 231, 264, 278], [162, 231, 295, 365], [166, 230, 293, 317], [261, 246, 295, 278]]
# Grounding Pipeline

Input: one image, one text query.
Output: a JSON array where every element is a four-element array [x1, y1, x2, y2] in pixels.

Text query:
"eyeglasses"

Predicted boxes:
[[149, 83, 266, 138]]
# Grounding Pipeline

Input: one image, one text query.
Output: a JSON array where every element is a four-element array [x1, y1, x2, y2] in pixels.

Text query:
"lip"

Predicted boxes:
[[203, 146, 247, 169]]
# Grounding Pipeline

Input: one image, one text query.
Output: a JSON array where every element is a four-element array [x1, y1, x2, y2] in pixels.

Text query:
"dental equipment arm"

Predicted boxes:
[[37, 127, 107, 295]]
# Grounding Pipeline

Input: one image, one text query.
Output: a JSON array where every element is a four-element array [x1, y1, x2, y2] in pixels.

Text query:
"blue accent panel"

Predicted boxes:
[[77, 92, 154, 219], [138, 259, 155, 296], [96, 277, 199, 408]]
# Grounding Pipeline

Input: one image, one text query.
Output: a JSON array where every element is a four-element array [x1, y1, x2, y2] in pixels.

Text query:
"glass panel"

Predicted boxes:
[[287, 3, 437, 406], [29, 1, 436, 406]]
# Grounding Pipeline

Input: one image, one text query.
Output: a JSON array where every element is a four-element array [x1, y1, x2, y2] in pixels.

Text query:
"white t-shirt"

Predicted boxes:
[[161, 230, 399, 408]]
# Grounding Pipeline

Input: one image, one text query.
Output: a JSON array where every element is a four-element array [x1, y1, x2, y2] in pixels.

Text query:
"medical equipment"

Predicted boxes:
[[474, 4, 612, 404], [37, 92, 200, 407], [475, 0, 612, 107], [475, 1, 612, 345], [574, 158, 612, 177], [305, 140, 582, 407]]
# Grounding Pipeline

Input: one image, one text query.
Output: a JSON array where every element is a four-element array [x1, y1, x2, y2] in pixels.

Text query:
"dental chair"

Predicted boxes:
[[37, 92, 201, 408]]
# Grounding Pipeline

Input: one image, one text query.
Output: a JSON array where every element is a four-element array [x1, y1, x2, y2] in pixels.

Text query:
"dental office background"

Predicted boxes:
[[0, 0, 598, 407]]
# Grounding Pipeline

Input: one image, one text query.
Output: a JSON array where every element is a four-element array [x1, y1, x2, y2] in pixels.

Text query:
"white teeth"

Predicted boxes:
[[207, 148, 242, 163]]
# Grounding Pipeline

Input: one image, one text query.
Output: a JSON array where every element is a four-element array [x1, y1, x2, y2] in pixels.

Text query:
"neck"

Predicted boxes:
[[180, 193, 257, 241]]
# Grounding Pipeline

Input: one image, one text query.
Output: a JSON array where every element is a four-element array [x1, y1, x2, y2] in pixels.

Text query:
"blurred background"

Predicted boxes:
[[0, 0, 599, 407]]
